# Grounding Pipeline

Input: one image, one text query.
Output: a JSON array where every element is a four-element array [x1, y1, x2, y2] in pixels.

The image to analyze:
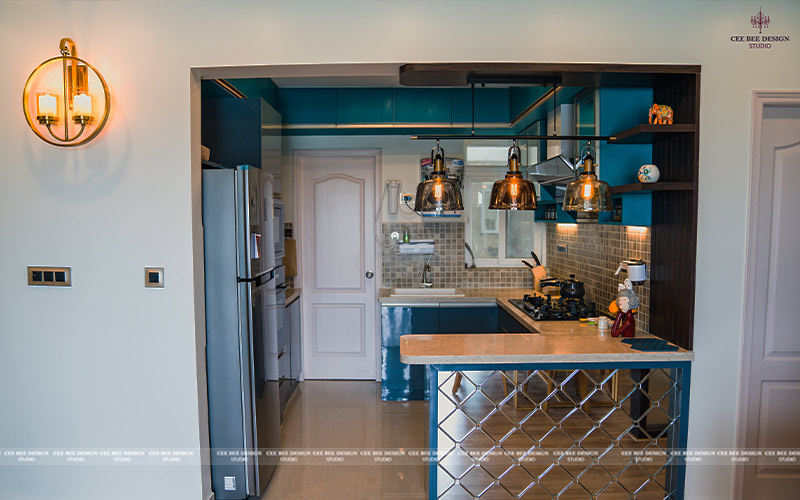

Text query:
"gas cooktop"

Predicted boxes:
[[510, 294, 598, 321]]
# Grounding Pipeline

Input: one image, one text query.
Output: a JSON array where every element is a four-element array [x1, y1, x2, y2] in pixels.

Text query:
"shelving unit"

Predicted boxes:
[[594, 79, 700, 349], [611, 181, 695, 194], [609, 123, 696, 144]]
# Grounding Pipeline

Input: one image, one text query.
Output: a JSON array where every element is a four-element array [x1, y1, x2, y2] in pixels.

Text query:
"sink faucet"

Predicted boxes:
[[420, 265, 433, 288]]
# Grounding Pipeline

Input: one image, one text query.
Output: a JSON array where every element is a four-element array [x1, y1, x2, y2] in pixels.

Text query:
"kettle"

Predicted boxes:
[[615, 259, 647, 284]]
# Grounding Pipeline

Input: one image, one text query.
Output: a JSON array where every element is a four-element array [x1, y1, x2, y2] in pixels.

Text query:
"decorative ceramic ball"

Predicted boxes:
[[637, 164, 660, 183]]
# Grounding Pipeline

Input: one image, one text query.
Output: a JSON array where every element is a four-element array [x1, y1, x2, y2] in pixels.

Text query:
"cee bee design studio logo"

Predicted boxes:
[[730, 6, 790, 50]]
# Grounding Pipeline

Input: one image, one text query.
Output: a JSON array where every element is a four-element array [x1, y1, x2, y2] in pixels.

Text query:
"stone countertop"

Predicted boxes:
[[285, 288, 301, 307], [382, 287, 694, 363], [379, 287, 543, 305], [400, 333, 694, 364]]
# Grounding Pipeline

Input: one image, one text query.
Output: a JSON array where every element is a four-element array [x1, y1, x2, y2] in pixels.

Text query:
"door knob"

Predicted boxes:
[[365, 271, 374, 279]]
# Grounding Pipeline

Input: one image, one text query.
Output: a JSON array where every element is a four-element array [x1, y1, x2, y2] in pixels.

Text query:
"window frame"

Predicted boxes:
[[463, 167, 536, 268]]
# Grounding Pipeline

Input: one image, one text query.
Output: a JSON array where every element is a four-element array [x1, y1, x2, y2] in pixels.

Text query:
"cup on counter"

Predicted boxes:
[[598, 316, 609, 330]]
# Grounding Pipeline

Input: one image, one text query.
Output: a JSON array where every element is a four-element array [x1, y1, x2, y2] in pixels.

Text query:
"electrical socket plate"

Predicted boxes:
[[28, 266, 71, 287], [145, 267, 164, 288]]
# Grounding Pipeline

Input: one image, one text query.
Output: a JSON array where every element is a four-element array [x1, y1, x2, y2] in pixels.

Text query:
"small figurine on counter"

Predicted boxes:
[[648, 103, 674, 125], [611, 280, 639, 338]]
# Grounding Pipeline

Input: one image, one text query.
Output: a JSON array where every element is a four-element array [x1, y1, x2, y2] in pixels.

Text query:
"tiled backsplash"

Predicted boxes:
[[546, 224, 651, 334], [381, 222, 650, 334], [381, 223, 532, 289]]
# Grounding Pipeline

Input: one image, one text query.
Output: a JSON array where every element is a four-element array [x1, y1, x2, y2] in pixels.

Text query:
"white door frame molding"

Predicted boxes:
[[293, 149, 383, 381], [735, 90, 800, 498]]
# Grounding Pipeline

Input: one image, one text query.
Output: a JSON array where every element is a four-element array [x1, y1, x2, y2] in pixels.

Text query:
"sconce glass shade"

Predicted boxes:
[[22, 38, 110, 147], [414, 142, 464, 212], [489, 141, 537, 210], [562, 143, 612, 213]]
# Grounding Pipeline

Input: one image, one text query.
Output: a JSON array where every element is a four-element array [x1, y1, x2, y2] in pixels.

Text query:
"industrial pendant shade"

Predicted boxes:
[[562, 142, 612, 213], [489, 140, 537, 210], [414, 141, 464, 212]]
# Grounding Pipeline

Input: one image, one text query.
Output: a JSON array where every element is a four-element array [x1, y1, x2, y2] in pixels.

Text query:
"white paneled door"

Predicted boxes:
[[297, 151, 378, 379], [739, 95, 800, 498]]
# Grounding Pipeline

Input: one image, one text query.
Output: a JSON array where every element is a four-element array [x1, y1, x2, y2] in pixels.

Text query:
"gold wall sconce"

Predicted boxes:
[[22, 38, 110, 147]]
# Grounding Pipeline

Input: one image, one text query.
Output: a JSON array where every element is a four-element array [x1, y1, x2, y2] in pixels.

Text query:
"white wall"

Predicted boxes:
[[1, 1, 799, 499]]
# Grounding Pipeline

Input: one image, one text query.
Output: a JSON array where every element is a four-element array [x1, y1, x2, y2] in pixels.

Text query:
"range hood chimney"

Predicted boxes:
[[527, 104, 578, 202]]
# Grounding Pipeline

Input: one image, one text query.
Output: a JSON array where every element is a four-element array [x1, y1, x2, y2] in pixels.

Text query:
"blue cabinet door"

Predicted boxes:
[[381, 306, 439, 401], [498, 307, 529, 333], [439, 305, 498, 334]]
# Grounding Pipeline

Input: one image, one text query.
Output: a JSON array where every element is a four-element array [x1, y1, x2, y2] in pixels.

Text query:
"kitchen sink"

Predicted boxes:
[[390, 288, 465, 297]]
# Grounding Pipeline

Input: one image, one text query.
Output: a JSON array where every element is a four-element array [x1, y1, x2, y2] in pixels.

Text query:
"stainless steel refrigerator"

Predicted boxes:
[[203, 165, 281, 499]]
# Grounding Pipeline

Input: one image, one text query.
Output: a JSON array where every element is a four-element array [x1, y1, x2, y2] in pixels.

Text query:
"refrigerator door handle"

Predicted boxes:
[[237, 280, 258, 495]]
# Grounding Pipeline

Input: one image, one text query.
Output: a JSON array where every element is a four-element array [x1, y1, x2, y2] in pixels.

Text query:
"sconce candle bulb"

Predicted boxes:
[[72, 93, 93, 123], [36, 92, 58, 124]]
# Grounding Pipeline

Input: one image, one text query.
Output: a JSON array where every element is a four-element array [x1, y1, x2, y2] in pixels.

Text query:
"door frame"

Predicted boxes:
[[735, 90, 800, 498], [293, 149, 383, 381]]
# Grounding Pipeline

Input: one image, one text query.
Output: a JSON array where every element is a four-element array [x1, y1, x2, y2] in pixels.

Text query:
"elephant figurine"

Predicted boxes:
[[649, 103, 673, 125]]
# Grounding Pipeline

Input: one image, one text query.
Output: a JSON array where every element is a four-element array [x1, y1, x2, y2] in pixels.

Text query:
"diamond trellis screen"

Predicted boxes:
[[432, 367, 689, 499]]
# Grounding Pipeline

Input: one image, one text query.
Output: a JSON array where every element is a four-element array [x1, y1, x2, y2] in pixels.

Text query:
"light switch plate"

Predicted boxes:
[[28, 266, 71, 287], [145, 267, 164, 288]]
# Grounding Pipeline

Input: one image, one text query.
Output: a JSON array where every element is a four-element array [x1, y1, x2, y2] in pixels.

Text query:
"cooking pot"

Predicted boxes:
[[539, 274, 585, 299]]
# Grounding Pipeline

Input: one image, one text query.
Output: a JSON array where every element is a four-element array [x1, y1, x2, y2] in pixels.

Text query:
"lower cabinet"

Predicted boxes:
[[279, 296, 302, 418], [498, 306, 528, 333], [381, 305, 438, 401], [381, 303, 498, 401]]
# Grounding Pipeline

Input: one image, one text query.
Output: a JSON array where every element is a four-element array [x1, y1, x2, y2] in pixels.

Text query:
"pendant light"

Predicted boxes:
[[562, 142, 612, 213], [488, 140, 537, 210], [414, 141, 464, 212]]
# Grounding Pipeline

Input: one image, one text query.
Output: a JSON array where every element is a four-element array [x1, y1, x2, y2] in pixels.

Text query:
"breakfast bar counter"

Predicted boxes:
[[400, 332, 694, 365], [400, 331, 693, 499]]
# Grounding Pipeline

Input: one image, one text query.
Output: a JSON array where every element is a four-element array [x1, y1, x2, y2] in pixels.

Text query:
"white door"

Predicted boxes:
[[297, 151, 378, 379], [738, 94, 800, 498]]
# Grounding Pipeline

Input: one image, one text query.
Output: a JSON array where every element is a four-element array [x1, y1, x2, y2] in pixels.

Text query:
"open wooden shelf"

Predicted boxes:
[[609, 123, 696, 144], [611, 181, 695, 194]]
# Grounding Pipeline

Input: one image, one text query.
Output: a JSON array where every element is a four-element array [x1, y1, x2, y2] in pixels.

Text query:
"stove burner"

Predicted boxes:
[[510, 294, 597, 321]]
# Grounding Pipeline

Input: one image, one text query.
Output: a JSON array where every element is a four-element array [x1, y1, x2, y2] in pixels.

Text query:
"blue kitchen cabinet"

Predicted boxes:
[[381, 305, 439, 401], [498, 307, 529, 333], [381, 303, 499, 401], [438, 304, 498, 334]]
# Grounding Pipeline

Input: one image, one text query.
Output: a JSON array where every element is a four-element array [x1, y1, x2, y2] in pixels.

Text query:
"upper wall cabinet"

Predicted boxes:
[[201, 97, 283, 191], [277, 87, 510, 134]]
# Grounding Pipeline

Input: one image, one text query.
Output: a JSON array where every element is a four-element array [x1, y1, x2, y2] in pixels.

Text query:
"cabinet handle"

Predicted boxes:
[[278, 349, 286, 359], [279, 376, 286, 385]]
